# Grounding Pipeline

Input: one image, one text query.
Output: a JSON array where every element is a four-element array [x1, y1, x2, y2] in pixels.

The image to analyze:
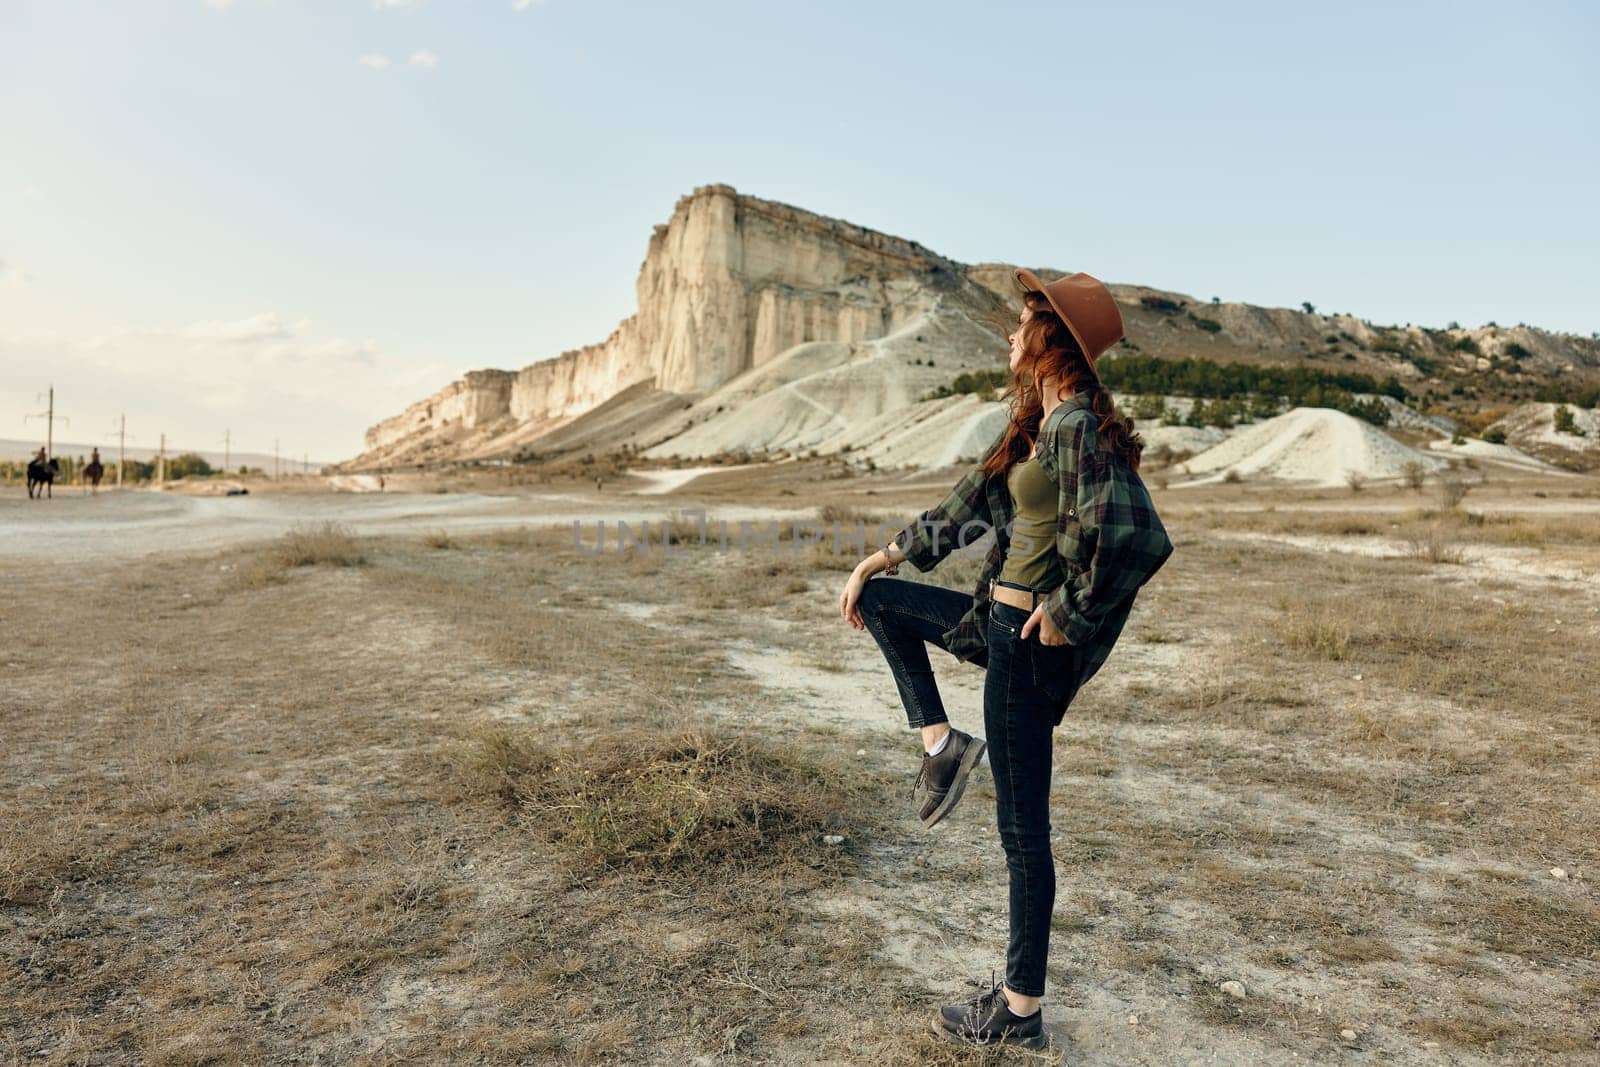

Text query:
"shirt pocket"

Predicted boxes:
[[1056, 509, 1085, 571]]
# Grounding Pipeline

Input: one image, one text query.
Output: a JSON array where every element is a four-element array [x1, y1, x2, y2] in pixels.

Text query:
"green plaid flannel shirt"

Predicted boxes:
[[889, 392, 1174, 715]]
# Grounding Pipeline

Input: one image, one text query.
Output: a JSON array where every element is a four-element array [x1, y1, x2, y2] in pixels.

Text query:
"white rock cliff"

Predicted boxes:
[[356, 184, 1007, 465]]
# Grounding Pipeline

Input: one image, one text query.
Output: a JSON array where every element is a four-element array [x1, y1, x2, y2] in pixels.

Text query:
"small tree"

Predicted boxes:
[[1132, 393, 1167, 421], [1400, 461, 1426, 491], [1248, 393, 1282, 420], [168, 453, 213, 480], [1200, 397, 1235, 429], [1553, 405, 1584, 436], [1438, 474, 1470, 509], [1345, 469, 1366, 492], [1302, 301, 1316, 314]]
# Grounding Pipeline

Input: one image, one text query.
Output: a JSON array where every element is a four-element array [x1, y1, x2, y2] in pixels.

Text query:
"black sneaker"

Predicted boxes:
[[913, 728, 986, 829], [933, 972, 1047, 1050]]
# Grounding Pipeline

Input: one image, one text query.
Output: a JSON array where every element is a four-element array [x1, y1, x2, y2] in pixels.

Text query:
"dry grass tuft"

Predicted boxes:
[[1437, 474, 1472, 509], [422, 528, 457, 550], [450, 722, 879, 875], [271, 521, 367, 568], [1277, 605, 1350, 660], [1404, 526, 1465, 564]]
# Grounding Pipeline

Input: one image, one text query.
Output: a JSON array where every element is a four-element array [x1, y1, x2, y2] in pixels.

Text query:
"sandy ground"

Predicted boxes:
[[3, 460, 1598, 1064]]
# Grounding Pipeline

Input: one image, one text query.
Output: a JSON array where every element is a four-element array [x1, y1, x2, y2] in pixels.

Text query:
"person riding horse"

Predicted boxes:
[[84, 447, 105, 493], [26, 448, 60, 500]]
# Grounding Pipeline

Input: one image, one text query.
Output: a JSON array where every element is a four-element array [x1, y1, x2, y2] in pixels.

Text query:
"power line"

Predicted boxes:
[[24, 384, 69, 458], [104, 415, 132, 488]]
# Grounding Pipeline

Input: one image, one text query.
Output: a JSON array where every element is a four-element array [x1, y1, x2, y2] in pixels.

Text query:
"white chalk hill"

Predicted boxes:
[[1172, 407, 1450, 487], [642, 302, 1006, 463]]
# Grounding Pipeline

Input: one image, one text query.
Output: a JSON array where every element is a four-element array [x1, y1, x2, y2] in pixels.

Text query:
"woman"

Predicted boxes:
[[838, 269, 1174, 1049]]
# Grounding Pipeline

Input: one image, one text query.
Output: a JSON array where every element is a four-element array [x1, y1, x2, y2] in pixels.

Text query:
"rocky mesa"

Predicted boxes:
[[349, 184, 1600, 471]]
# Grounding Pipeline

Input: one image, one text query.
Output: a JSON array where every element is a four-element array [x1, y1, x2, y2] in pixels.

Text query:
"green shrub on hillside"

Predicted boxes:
[[1132, 393, 1168, 420], [1248, 393, 1284, 420], [1141, 295, 1186, 314], [922, 367, 1009, 401], [1553, 405, 1585, 436]]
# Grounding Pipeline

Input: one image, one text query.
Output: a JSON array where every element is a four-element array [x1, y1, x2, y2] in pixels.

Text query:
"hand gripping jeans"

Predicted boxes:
[[857, 576, 1072, 998]]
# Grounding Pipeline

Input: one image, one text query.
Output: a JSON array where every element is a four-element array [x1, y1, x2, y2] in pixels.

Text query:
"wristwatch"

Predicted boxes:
[[882, 540, 903, 575]]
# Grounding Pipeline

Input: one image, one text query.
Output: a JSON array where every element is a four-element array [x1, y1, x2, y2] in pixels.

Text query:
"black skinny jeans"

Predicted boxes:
[[857, 575, 1071, 998]]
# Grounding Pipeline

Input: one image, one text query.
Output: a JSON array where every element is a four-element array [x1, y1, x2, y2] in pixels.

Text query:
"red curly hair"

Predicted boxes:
[[981, 290, 1144, 480]]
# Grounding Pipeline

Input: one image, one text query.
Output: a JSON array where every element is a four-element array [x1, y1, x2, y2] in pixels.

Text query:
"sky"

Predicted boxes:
[[2, 0, 1596, 462]]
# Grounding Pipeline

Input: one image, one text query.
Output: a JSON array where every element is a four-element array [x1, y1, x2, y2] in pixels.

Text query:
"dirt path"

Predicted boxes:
[[0, 486, 811, 563]]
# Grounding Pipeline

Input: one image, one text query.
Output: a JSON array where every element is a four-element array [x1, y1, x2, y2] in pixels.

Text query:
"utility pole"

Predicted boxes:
[[24, 384, 69, 459], [273, 437, 280, 480], [224, 429, 231, 473], [158, 432, 166, 485], [302, 451, 308, 475], [105, 415, 130, 488]]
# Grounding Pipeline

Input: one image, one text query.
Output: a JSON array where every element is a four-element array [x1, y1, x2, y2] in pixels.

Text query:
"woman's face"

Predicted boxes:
[[1007, 304, 1033, 374]]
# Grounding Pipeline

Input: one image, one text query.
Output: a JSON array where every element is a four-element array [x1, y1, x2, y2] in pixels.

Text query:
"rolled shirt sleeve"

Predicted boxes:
[[890, 433, 1004, 572], [890, 463, 990, 572]]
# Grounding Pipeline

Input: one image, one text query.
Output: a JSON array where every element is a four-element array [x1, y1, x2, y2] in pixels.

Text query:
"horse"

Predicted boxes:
[[26, 457, 59, 499], [84, 459, 105, 493]]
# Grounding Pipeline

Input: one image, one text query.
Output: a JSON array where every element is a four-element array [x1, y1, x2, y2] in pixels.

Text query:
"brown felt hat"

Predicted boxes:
[[1014, 268, 1124, 366]]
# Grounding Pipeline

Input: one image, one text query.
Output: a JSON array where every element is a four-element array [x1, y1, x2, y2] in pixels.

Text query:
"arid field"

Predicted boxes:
[[3, 460, 1598, 1065]]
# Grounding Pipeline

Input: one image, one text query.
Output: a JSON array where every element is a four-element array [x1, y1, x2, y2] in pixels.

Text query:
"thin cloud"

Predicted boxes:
[[372, 0, 425, 8], [358, 54, 393, 70], [179, 312, 294, 345], [203, 0, 237, 9], [409, 49, 439, 69], [0, 315, 400, 459], [0, 259, 32, 288], [511, 0, 546, 9]]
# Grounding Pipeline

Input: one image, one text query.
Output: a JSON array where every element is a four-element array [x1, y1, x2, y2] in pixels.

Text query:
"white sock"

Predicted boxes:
[[926, 731, 951, 756], [1004, 989, 1039, 1016]]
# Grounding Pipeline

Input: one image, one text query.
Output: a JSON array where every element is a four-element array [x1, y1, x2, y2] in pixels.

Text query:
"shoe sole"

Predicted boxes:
[[930, 1013, 1048, 1051], [922, 736, 987, 829]]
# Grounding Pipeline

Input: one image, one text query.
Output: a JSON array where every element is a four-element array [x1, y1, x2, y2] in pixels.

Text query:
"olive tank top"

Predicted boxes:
[[998, 454, 1063, 590]]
